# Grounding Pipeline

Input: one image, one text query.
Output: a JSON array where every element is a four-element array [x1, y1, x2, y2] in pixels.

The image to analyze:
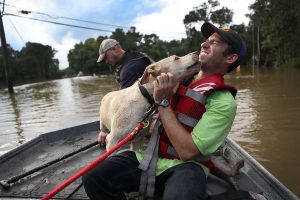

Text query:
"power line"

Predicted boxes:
[[5, 13, 113, 33], [0, 2, 130, 29], [31, 11, 186, 36], [32, 11, 186, 36], [6, 16, 25, 44], [0, 2, 21, 11], [33, 12, 132, 30], [5, 13, 184, 40], [7, 17, 25, 44], [0, 2, 186, 37]]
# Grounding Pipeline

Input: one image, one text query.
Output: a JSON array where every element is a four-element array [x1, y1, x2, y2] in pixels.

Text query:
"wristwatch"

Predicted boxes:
[[156, 99, 169, 108]]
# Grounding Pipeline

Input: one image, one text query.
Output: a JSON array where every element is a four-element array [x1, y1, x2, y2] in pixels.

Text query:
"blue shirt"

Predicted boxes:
[[117, 52, 152, 89]]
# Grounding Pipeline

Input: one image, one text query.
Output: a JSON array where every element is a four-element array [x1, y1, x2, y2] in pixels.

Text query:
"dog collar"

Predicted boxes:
[[138, 82, 156, 106]]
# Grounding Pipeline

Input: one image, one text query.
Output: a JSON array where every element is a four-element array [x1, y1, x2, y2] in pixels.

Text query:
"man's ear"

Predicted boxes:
[[225, 54, 238, 65], [140, 64, 161, 84]]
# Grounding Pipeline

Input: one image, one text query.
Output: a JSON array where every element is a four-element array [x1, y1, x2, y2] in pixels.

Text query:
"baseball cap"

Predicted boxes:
[[97, 39, 119, 63], [201, 22, 246, 70]]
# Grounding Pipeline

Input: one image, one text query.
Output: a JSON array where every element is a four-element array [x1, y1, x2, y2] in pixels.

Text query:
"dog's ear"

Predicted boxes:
[[140, 64, 161, 84]]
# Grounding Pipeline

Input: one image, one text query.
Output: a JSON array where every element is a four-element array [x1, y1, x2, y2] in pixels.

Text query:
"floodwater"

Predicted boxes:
[[0, 67, 300, 196]]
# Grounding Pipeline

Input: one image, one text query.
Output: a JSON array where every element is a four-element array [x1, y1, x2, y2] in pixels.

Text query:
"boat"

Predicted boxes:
[[0, 121, 299, 200]]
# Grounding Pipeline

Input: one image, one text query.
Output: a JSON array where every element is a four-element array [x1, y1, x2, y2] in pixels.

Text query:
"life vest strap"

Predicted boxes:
[[177, 85, 207, 104], [138, 120, 161, 199], [166, 145, 178, 157], [177, 113, 198, 127], [186, 88, 207, 103]]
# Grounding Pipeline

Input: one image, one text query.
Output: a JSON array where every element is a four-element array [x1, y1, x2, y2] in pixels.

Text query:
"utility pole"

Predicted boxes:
[[0, 6, 14, 93], [252, 24, 255, 74]]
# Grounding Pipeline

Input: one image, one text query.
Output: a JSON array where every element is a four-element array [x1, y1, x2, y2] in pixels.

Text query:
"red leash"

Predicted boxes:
[[41, 122, 145, 200]]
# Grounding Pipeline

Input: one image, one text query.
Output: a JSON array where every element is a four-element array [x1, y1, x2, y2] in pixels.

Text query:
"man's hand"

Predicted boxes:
[[153, 72, 178, 103], [98, 131, 109, 146]]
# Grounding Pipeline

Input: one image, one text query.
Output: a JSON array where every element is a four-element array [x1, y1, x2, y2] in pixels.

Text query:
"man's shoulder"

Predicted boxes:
[[123, 52, 153, 66], [122, 53, 150, 69], [206, 90, 237, 113], [208, 90, 235, 100]]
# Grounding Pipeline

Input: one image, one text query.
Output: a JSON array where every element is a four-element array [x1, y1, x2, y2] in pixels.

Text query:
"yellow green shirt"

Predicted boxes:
[[135, 90, 237, 175]]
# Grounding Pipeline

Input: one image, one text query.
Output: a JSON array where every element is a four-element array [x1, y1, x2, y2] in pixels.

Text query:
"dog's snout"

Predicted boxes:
[[192, 51, 200, 61]]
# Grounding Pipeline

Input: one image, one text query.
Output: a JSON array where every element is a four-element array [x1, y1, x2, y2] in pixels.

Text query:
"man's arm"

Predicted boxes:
[[158, 106, 201, 161], [153, 73, 200, 161], [153, 73, 237, 161]]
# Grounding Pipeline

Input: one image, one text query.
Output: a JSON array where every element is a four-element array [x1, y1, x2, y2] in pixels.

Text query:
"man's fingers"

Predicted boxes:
[[153, 72, 175, 102], [97, 132, 101, 143], [98, 131, 108, 146], [157, 73, 167, 85], [156, 73, 173, 87], [167, 72, 174, 84]]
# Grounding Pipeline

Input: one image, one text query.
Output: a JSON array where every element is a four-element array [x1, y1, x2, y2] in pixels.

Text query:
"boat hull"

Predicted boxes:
[[0, 121, 298, 199]]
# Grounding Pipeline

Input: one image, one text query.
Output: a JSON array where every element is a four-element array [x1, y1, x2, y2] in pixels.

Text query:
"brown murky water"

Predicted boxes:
[[0, 67, 300, 196]]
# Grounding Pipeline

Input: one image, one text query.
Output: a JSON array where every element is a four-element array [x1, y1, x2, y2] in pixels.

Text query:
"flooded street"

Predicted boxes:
[[0, 67, 300, 196]]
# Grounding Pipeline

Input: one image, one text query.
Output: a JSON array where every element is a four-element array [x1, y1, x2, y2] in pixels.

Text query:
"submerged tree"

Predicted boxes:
[[17, 42, 59, 79], [0, 43, 59, 82], [248, 0, 300, 67]]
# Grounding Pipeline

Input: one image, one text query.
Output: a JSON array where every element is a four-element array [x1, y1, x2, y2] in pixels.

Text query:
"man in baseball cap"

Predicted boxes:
[[96, 38, 153, 89], [97, 38, 120, 63], [201, 22, 246, 72]]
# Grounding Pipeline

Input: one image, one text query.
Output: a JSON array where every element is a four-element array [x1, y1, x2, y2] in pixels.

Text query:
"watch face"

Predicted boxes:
[[160, 99, 169, 107]]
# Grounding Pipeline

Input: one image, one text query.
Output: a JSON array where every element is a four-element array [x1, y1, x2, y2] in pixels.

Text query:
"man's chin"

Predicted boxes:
[[199, 63, 209, 71], [198, 55, 207, 63]]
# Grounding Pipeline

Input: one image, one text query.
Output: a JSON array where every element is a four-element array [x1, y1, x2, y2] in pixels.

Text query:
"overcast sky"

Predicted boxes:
[[3, 0, 254, 69]]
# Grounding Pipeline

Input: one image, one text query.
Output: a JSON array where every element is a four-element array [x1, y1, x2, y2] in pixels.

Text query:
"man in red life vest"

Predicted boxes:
[[82, 22, 246, 200]]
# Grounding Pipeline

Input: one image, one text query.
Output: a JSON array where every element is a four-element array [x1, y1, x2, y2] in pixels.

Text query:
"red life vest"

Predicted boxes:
[[158, 74, 237, 163]]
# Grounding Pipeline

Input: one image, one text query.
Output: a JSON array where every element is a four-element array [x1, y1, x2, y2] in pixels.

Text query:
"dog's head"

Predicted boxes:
[[140, 51, 201, 84]]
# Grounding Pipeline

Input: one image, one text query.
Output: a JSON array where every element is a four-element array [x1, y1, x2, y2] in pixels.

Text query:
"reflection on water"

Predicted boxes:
[[226, 67, 300, 196], [0, 68, 300, 196]]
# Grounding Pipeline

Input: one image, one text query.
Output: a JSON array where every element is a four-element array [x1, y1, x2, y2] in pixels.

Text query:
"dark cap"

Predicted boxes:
[[201, 22, 246, 70]]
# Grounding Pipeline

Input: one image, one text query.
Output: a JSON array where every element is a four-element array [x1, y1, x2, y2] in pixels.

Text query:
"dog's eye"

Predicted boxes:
[[174, 56, 180, 60]]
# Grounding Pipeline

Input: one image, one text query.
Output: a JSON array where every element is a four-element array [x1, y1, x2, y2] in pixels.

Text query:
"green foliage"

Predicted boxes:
[[18, 42, 58, 79], [249, 0, 300, 66], [0, 43, 59, 83], [183, 0, 233, 28]]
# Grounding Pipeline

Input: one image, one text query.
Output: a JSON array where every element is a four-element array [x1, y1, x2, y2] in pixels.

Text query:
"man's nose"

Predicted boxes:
[[201, 40, 209, 48]]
